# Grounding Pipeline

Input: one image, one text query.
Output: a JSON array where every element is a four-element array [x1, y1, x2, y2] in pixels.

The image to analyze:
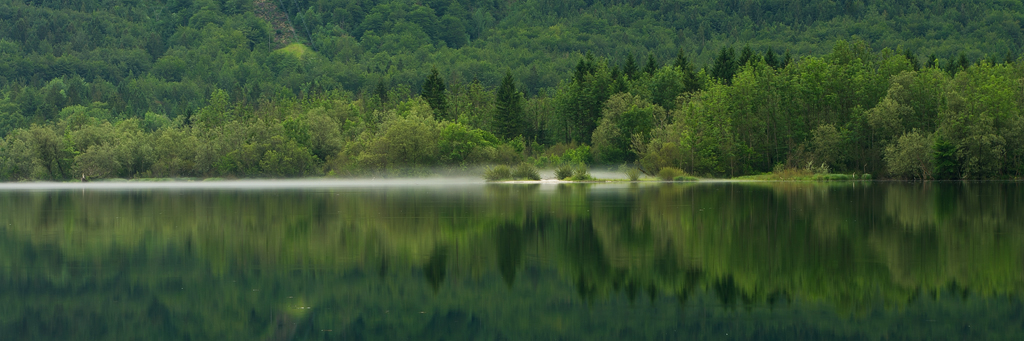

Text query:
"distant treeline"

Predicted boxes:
[[0, 0, 1023, 180]]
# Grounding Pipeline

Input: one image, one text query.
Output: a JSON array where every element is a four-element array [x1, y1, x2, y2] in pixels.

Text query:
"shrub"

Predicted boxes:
[[673, 175, 698, 181], [624, 167, 641, 181], [569, 164, 592, 181], [769, 165, 813, 180], [512, 162, 540, 180], [861, 173, 872, 180], [484, 165, 512, 181], [658, 167, 686, 181], [554, 164, 574, 180]]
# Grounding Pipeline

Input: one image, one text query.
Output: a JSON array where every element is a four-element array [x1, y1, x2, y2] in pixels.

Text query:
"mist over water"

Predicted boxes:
[[0, 167, 634, 191], [0, 178, 490, 191]]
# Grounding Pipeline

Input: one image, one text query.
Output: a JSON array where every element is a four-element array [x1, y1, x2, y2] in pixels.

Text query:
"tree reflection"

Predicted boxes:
[[1, 183, 1023, 338]]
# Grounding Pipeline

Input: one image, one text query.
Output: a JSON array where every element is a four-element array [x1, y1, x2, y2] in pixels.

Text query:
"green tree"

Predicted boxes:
[[712, 47, 737, 85], [904, 50, 920, 71], [493, 71, 525, 140], [28, 125, 75, 180], [809, 124, 844, 171], [738, 45, 756, 67], [883, 130, 933, 179], [643, 54, 657, 75], [375, 79, 389, 104], [591, 93, 662, 163], [764, 49, 779, 69], [555, 61, 613, 144], [623, 53, 639, 79], [421, 67, 449, 120]]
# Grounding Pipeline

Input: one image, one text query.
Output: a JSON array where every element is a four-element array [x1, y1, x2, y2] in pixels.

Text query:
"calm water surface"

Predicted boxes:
[[1, 180, 1022, 340]]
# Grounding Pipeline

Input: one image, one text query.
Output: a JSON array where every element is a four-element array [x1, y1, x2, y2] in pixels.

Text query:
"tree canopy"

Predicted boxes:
[[0, 1, 1023, 180]]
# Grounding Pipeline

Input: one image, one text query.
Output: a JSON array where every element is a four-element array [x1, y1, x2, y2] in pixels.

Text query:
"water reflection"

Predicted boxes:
[[0, 182, 1022, 339]]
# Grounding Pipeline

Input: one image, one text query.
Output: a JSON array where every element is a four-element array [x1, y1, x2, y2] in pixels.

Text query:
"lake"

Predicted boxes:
[[1, 180, 1022, 340]]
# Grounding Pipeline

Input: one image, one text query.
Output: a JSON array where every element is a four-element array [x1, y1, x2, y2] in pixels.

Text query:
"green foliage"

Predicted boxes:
[[620, 164, 642, 181], [591, 93, 661, 164], [569, 164, 591, 181], [438, 122, 498, 165], [811, 174, 856, 181], [0, 1, 1023, 180], [712, 47, 738, 85], [511, 163, 540, 180], [554, 164, 574, 180], [810, 124, 846, 171], [561, 145, 591, 165], [554, 55, 613, 144], [421, 67, 449, 120], [658, 167, 687, 181], [484, 165, 512, 181], [884, 130, 934, 179], [493, 71, 525, 140]]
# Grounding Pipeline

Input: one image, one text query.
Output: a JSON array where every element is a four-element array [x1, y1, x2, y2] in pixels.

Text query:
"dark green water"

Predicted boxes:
[[1, 181, 1023, 340]]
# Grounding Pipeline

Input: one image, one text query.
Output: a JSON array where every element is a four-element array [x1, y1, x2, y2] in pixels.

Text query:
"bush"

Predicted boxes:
[[673, 175, 698, 181], [658, 167, 686, 181], [512, 162, 540, 180], [554, 164, 574, 180], [622, 166, 642, 181], [569, 164, 592, 181], [771, 167, 813, 180], [484, 165, 512, 181], [861, 173, 872, 180]]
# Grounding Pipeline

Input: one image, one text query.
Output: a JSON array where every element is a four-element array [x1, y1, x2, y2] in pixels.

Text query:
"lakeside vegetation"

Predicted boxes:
[[1, 1, 1023, 181]]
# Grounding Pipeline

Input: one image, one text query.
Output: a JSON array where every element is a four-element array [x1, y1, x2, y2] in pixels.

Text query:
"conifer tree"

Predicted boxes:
[[738, 45, 755, 66], [493, 71, 524, 140], [673, 48, 690, 70], [421, 67, 449, 120], [926, 54, 938, 68], [375, 79, 389, 103], [623, 53, 639, 79], [764, 49, 779, 68], [712, 47, 737, 84], [643, 54, 658, 75], [611, 67, 627, 94], [574, 53, 595, 84], [904, 50, 920, 71], [674, 49, 701, 93]]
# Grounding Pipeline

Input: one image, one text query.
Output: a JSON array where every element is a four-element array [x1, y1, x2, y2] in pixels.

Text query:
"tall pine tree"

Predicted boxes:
[[643, 54, 658, 75], [623, 53, 639, 79], [903, 50, 920, 71], [375, 79, 389, 103], [674, 49, 701, 93], [712, 47, 737, 85], [493, 71, 524, 140], [673, 48, 690, 70], [764, 48, 779, 68], [421, 67, 449, 120], [738, 45, 755, 67]]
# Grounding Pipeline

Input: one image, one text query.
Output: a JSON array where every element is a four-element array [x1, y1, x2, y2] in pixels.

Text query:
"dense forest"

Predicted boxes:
[[0, 0, 1023, 180]]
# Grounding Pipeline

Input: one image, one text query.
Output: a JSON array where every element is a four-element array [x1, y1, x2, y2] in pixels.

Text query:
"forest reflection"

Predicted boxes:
[[0, 182, 1022, 339]]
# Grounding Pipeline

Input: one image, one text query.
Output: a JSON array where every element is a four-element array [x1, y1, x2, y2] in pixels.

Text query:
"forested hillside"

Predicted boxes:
[[0, 0, 1023, 180]]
